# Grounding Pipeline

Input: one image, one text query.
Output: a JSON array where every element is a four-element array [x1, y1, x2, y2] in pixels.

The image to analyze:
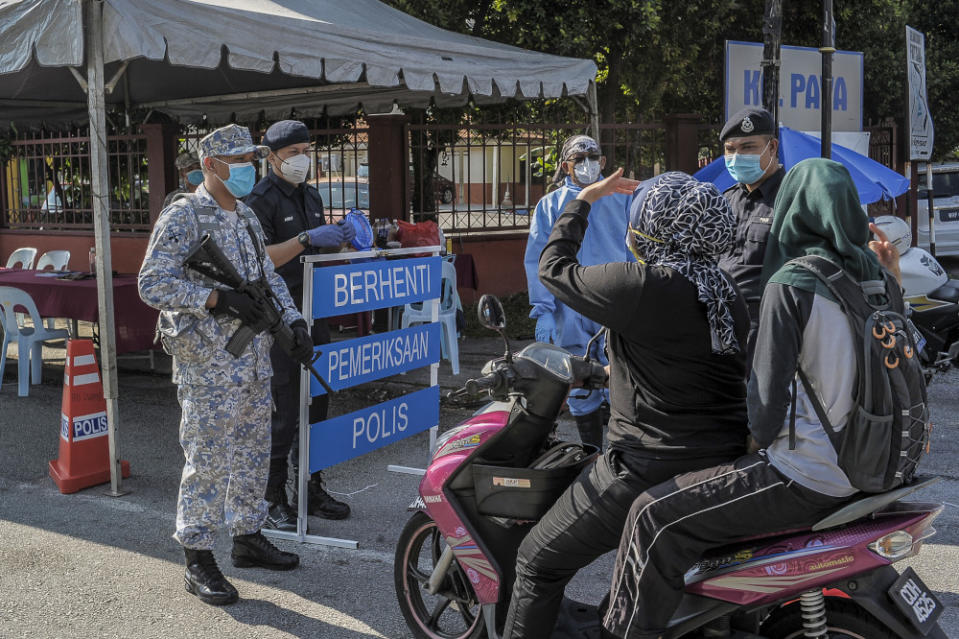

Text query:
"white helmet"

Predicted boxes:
[[872, 215, 912, 254]]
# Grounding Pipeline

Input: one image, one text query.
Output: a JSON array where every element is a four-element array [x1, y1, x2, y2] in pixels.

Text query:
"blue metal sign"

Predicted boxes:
[[309, 385, 440, 472], [312, 256, 441, 317], [311, 323, 441, 396]]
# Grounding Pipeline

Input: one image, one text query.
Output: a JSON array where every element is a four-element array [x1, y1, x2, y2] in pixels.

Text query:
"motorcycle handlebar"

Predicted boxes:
[[447, 372, 501, 401]]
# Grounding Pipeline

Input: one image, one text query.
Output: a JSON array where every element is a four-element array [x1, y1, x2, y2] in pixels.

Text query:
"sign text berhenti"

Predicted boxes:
[[309, 256, 442, 472]]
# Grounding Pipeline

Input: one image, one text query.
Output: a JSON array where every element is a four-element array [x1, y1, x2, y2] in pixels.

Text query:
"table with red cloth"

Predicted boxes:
[[0, 269, 158, 354]]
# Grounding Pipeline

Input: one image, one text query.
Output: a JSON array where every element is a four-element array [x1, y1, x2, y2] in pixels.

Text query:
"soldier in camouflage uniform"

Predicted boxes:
[[139, 124, 313, 606]]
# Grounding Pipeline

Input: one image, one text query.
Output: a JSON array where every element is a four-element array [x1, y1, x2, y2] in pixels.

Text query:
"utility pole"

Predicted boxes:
[[761, 0, 783, 128], [820, 0, 836, 158]]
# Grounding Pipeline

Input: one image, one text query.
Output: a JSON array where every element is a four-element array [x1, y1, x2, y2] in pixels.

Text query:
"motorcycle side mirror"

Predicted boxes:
[[477, 294, 512, 363], [477, 294, 506, 331]]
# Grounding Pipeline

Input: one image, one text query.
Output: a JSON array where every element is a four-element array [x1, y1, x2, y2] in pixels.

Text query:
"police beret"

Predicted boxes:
[[262, 120, 311, 152], [720, 107, 775, 141]]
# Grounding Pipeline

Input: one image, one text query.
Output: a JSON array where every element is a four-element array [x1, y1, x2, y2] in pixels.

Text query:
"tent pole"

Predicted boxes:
[[587, 81, 600, 142], [85, 0, 126, 497]]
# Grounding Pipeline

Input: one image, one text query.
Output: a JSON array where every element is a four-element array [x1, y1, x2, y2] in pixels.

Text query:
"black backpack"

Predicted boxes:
[[789, 255, 930, 493]]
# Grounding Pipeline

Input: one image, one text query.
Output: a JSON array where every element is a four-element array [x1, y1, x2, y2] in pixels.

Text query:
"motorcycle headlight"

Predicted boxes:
[[869, 530, 915, 560]]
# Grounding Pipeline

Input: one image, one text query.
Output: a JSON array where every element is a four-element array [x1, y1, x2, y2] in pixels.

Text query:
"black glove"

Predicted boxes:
[[212, 289, 266, 325], [289, 319, 314, 365]]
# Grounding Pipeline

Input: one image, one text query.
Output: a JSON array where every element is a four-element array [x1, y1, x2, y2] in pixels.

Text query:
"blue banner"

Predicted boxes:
[[311, 323, 441, 396], [309, 385, 440, 472], [312, 256, 441, 317]]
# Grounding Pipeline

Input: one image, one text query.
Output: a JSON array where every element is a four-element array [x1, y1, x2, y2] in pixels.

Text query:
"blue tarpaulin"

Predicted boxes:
[[694, 126, 910, 205]]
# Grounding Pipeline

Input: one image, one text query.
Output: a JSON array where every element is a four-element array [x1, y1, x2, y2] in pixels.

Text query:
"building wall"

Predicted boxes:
[[0, 233, 148, 274], [452, 232, 529, 305], [0, 230, 531, 305]]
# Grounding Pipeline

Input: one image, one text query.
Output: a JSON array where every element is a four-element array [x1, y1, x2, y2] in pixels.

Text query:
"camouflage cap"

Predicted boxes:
[[174, 151, 199, 169], [198, 124, 269, 160]]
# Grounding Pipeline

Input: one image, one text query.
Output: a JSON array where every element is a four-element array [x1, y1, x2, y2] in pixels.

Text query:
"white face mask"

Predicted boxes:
[[573, 157, 602, 185], [277, 153, 311, 184]]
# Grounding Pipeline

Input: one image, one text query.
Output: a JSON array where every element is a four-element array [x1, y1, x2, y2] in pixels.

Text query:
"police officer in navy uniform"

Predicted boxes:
[[718, 107, 786, 367], [246, 120, 354, 530]]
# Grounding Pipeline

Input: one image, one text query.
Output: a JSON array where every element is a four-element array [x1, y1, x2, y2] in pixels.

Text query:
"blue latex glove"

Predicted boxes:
[[307, 224, 345, 249], [535, 315, 556, 344], [337, 219, 357, 244]]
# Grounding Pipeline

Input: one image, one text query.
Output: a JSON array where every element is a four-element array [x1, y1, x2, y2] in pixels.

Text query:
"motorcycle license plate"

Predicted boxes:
[[909, 321, 927, 354], [887, 567, 942, 634]]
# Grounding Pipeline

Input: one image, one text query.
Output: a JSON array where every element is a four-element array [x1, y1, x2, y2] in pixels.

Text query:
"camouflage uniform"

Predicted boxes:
[[139, 126, 302, 550]]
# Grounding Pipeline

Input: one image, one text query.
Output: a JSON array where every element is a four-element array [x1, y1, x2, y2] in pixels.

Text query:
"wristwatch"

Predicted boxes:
[[297, 231, 310, 248]]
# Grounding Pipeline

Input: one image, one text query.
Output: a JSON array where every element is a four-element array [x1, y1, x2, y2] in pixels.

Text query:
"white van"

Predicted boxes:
[[916, 163, 959, 256]]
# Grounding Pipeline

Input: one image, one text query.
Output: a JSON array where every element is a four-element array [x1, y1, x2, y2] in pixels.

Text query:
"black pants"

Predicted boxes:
[[268, 319, 330, 492], [745, 300, 760, 372], [602, 453, 848, 639], [502, 448, 737, 638]]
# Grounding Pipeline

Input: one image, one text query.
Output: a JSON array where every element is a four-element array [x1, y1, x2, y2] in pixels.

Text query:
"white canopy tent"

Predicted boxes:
[[0, 0, 598, 493], [1, 0, 598, 123]]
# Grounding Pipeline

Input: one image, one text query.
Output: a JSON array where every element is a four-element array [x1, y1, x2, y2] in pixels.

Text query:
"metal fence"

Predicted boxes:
[[178, 121, 369, 225], [866, 118, 901, 217], [409, 120, 669, 233], [1, 130, 151, 232], [2, 116, 907, 237]]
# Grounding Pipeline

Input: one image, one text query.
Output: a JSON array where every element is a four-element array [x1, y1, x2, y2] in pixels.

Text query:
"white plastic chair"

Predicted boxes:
[[35, 250, 74, 332], [36, 250, 71, 271], [400, 259, 461, 375], [0, 287, 70, 396], [5, 247, 37, 270]]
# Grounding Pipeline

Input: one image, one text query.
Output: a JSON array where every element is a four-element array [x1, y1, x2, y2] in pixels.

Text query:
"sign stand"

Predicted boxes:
[[263, 245, 442, 549], [388, 253, 441, 477]]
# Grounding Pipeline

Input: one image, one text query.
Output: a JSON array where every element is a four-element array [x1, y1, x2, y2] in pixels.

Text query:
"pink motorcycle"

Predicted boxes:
[[393, 295, 947, 639]]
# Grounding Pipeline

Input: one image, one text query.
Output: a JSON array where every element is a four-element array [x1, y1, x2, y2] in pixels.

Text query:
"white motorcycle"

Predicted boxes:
[[873, 216, 959, 379]]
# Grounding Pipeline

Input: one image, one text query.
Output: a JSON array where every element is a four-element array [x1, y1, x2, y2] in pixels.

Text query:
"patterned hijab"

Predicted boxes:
[[627, 172, 740, 354]]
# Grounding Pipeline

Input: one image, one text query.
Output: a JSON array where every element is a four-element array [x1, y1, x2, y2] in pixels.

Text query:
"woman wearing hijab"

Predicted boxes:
[[504, 170, 751, 637], [601, 158, 902, 639]]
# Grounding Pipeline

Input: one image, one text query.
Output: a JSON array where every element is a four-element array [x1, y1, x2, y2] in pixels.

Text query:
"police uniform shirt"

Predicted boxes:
[[718, 166, 786, 311], [245, 170, 326, 302]]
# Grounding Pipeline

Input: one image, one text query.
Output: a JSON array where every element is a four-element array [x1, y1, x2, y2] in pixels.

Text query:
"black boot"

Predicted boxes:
[[183, 547, 238, 605], [574, 410, 604, 450], [263, 485, 297, 532], [231, 531, 300, 571], [293, 472, 351, 520]]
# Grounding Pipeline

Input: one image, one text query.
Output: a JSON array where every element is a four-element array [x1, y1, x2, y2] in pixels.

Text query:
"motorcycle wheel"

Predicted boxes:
[[761, 599, 897, 638], [394, 511, 486, 639]]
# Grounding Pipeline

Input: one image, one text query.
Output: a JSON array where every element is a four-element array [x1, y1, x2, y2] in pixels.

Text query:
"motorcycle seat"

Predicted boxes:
[[928, 281, 959, 304], [811, 475, 940, 531]]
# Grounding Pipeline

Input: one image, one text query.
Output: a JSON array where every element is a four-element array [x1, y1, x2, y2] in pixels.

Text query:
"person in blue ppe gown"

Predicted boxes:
[[523, 134, 631, 448]]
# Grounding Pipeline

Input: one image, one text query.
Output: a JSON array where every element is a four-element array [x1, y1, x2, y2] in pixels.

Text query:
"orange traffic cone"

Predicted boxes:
[[49, 339, 130, 493]]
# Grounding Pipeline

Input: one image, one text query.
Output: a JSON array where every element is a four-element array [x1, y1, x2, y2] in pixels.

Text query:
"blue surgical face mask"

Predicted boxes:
[[724, 141, 772, 185], [186, 169, 204, 186], [214, 159, 256, 197]]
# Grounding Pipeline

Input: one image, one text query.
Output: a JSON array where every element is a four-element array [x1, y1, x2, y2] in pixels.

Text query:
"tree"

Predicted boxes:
[[385, 0, 959, 159]]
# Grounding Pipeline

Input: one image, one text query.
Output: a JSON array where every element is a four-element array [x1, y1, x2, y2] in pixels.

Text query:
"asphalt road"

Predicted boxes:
[[1, 335, 957, 639]]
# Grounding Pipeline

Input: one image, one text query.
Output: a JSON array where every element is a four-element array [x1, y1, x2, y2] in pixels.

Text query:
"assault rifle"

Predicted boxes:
[[183, 233, 332, 394]]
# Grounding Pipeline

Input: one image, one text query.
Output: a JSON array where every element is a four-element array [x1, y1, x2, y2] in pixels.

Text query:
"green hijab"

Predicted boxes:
[[762, 158, 882, 294]]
